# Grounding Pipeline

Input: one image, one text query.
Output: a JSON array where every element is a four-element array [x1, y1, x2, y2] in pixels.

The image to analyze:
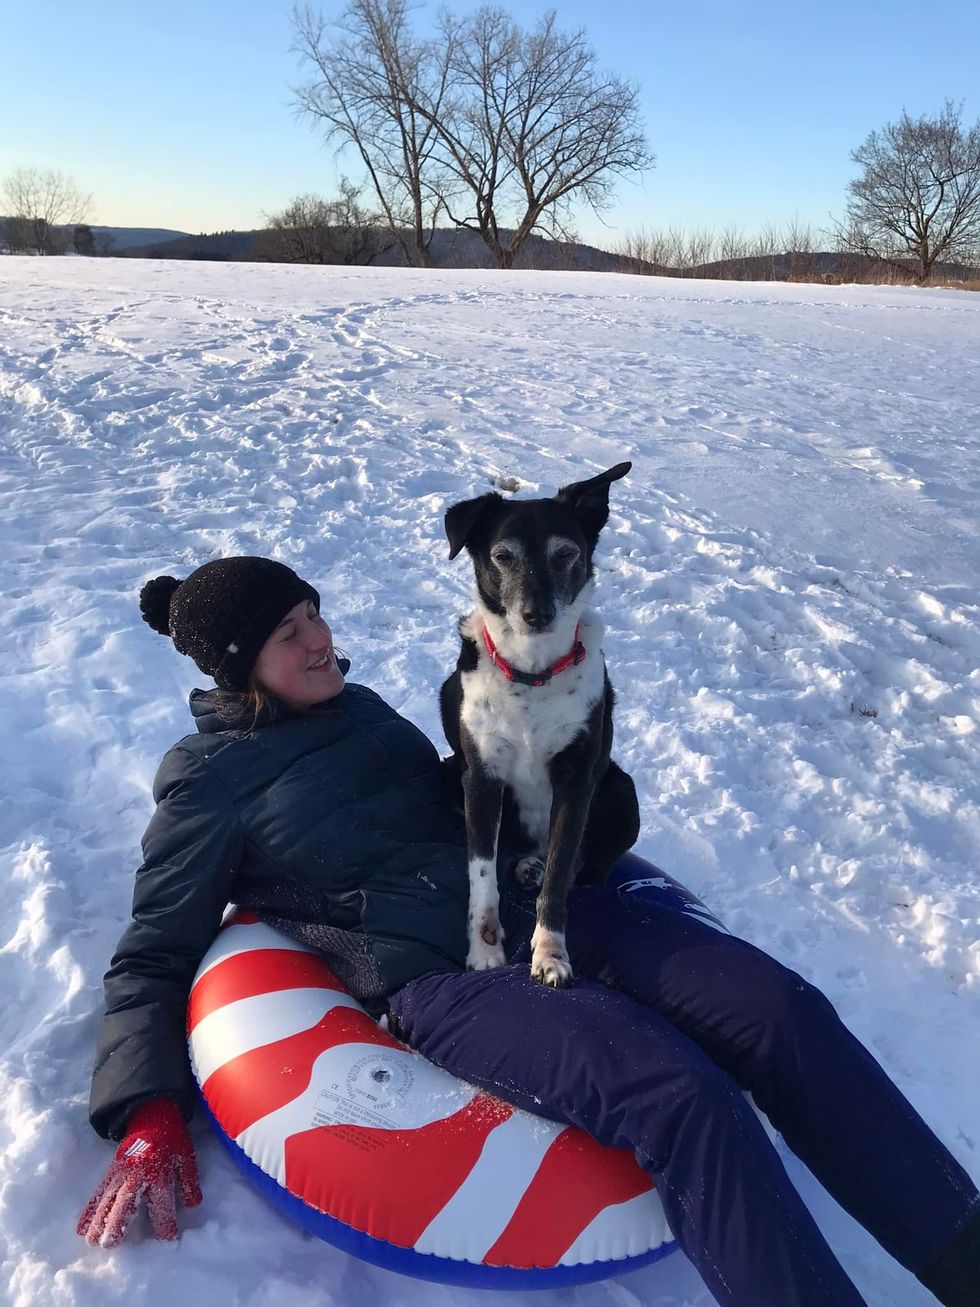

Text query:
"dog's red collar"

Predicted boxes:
[[482, 623, 586, 687]]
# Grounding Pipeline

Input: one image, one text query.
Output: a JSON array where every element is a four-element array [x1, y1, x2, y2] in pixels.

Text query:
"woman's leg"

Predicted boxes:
[[563, 884, 980, 1298], [390, 964, 866, 1307]]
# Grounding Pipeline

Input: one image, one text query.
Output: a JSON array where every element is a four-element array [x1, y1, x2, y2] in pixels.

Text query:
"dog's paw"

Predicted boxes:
[[467, 937, 507, 970], [512, 855, 545, 890], [530, 928, 573, 987], [467, 912, 506, 971], [530, 949, 574, 987]]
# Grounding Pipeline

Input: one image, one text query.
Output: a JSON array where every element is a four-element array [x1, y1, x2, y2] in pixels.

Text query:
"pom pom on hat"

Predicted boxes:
[[137, 557, 319, 690], [140, 575, 181, 636]]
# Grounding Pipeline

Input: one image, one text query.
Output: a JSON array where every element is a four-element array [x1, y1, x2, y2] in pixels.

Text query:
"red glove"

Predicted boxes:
[[77, 1099, 202, 1247]]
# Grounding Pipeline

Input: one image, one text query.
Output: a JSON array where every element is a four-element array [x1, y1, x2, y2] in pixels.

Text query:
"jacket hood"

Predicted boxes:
[[189, 686, 350, 734], [190, 688, 272, 734]]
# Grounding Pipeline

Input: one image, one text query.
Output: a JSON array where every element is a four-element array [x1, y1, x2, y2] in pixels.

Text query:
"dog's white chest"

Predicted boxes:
[[460, 612, 605, 845]]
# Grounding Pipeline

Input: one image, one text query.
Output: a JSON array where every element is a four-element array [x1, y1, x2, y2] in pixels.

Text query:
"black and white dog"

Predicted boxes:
[[440, 463, 640, 986]]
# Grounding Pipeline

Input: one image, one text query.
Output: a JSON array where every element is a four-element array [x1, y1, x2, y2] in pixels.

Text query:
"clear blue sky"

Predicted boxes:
[[2, 0, 977, 249]]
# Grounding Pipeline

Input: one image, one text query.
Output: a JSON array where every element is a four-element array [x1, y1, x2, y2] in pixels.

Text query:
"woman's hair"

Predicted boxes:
[[243, 674, 274, 731], [212, 673, 276, 732]]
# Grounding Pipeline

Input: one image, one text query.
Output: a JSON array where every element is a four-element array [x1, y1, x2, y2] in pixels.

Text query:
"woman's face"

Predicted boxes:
[[252, 598, 345, 709]]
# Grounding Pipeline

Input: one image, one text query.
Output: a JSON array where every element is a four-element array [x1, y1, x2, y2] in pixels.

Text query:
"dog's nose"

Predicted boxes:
[[523, 606, 555, 630]]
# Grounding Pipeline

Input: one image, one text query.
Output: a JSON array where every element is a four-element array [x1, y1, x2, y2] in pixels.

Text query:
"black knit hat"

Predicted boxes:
[[139, 557, 320, 690]]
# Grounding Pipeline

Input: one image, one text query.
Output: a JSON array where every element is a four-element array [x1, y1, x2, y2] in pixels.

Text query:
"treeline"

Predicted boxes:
[[617, 222, 827, 280], [0, 167, 109, 255], [1, 217, 112, 257], [614, 223, 980, 286], [252, 185, 393, 266]]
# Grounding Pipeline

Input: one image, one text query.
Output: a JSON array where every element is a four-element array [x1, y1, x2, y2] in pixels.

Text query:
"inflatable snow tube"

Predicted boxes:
[[608, 851, 728, 934], [187, 854, 714, 1288]]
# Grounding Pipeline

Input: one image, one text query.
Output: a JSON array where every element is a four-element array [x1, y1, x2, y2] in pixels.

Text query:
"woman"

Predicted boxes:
[[78, 557, 979, 1307]]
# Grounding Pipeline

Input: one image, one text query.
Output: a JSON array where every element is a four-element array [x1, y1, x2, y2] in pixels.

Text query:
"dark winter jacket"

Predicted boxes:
[[89, 682, 535, 1140]]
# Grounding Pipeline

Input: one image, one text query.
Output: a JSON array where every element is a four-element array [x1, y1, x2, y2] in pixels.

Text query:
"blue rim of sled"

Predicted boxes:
[[198, 851, 720, 1288], [609, 851, 728, 934], [199, 1094, 676, 1289]]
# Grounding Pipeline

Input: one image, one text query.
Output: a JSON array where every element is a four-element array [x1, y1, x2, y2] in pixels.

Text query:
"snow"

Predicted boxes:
[[1, 256, 978, 1306]]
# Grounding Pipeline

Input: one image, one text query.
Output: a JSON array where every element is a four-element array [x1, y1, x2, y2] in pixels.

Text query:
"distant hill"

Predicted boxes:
[[118, 230, 260, 261], [106, 224, 979, 283], [1, 220, 191, 255], [116, 226, 636, 271], [92, 226, 192, 251]]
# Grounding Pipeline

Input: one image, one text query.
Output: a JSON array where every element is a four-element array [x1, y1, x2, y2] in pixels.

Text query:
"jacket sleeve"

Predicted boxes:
[[88, 744, 244, 1139]]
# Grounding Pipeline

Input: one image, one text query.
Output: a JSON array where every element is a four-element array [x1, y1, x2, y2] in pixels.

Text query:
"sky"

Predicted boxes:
[[1, 0, 978, 250]]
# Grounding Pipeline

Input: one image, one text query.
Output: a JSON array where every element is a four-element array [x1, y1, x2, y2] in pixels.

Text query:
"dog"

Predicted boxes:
[[440, 462, 640, 986]]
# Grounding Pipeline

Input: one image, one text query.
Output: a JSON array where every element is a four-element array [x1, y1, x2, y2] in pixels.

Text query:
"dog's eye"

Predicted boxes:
[[491, 548, 513, 566], [554, 546, 579, 564]]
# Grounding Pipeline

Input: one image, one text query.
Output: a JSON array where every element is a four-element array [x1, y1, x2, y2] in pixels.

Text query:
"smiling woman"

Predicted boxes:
[[252, 598, 346, 709]]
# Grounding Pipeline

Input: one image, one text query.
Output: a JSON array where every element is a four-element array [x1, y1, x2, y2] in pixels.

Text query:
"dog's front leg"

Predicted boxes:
[[462, 756, 506, 971], [532, 761, 596, 987]]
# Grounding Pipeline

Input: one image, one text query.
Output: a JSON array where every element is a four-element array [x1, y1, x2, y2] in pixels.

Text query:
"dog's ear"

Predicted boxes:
[[444, 492, 502, 561], [554, 462, 631, 539]]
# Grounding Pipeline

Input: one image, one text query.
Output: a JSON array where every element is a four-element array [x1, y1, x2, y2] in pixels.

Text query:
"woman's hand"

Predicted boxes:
[[77, 1099, 202, 1247]]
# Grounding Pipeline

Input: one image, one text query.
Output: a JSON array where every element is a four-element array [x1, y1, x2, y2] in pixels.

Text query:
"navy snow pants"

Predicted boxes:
[[388, 881, 980, 1307]]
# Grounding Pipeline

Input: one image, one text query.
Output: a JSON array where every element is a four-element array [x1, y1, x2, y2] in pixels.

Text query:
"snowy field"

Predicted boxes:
[[1, 257, 978, 1306]]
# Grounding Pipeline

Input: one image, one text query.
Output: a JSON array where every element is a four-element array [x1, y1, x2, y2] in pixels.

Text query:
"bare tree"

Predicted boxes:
[[663, 226, 687, 271], [616, 227, 656, 273], [752, 221, 784, 280], [292, 0, 452, 267], [73, 224, 95, 257], [682, 226, 714, 274], [293, 3, 653, 270], [324, 177, 395, 262], [782, 217, 815, 280], [839, 100, 980, 283], [257, 182, 390, 264], [2, 167, 92, 254], [257, 194, 337, 263], [717, 224, 748, 278], [413, 8, 652, 268]]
